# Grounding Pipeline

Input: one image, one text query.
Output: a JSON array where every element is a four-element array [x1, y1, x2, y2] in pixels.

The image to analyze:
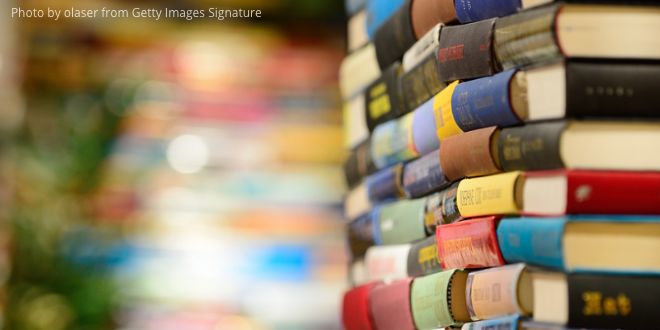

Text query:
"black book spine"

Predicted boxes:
[[344, 140, 377, 188], [401, 50, 447, 114], [406, 235, 442, 277], [365, 62, 405, 131], [497, 121, 566, 172], [568, 274, 660, 329], [437, 18, 498, 82], [566, 60, 660, 118], [373, 0, 417, 70]]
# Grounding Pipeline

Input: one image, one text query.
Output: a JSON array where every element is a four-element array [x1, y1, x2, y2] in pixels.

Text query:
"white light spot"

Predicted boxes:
[[167, 134, 209, 174]]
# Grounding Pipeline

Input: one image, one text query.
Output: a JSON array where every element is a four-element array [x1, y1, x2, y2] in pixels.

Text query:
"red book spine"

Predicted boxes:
[[342, 282, 380, 330], [369, 278, 415, 330], [436, 216, 505, 269]]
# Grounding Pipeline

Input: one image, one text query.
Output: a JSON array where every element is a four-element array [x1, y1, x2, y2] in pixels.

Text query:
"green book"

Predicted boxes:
[[410, 269, 471, 330], [378, 198, 426, 244]]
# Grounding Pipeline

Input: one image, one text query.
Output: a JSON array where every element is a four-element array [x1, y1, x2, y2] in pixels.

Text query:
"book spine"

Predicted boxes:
[[563, 170, 660, 215], [455, 0, 521, 23], [340, 43, 381, 99], [436, 216, 505, 269], [466, 263, 530, 320], [345, 182, 373, 220], [567, 274, 660, 329], [411, 269, 465, 329], [497, 121, 566, 172], [348, 212, 378, 259], [366, 0, 407, 38], [344, 140, 377, 189], [496, 217, 566, 269], [342, 282, 379, 330], [366, 164, 404, 202], [402, 24, 441, 73], [365, 244, 412, 282], [378, 198, 428, 245], [440, 126, 501, 181], [348, 10, 369, 52], [410, 0, 456, 38], [369, 278, 416, 330], [407, 235, 442, 277], [437, 18, 497, 82], [411, 97, 440, 155], [371, 111, 419, 169], [374, 0, 416, 69], [451, 70, 522, 132], [402, 150, 448, 198], [365, 62, 405, 131], [343, 93, 369, 149], [434, 81, 464, 140], [456, 171, 522, 218], [565, 60, 660, 118], [462, 315, 520, 330], [401, 50, 448, 114]]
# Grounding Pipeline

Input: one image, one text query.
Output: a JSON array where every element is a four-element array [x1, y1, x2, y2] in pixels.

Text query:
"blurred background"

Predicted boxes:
[[0, 0, 348, 329]]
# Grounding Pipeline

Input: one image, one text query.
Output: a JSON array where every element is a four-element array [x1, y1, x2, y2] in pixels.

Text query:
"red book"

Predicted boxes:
[[369, 278, 415, 330], [523, 170, 660, 216], [342, 282, 380, 330], [436, 216, 505, 269]]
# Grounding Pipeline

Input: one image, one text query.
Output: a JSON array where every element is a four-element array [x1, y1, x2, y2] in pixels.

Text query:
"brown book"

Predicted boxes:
[[411, 0, 457, 39], [440, 126, 501, 181]]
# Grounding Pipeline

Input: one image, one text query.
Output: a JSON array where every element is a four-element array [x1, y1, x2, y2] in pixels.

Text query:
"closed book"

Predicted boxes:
[[410, 269, 471, 329], [424, 182, 463, 234], [456, 171, 523, 218], [494, 4, 660, 70], [366, 164, 404, 202], [407, 235, 442, 277], [344, 140, 376, 189], [410, 0, 456, 38], [366, 0, 406, 38], [348, 10, 369, 52], [401, 50, 448, 114], [434, 81, 463, 140], [365, 244, 412, 282], [497, 215, 660, 274], [378, 198, 428, 244], [455, 0, 520, 23], [437, 19, 498, 82], [374, 0, 416, 69], [466, 263, 533, 321], [345, 182, 373, 220], [440, 126, 501, 182], [349, 259, 369, 286], [462, 315, 521, 330], [498, 120, 660, 172], [342, 282, 380, 330], [369, 277, 416, 330], [348, 212, 378, 259], [371, 111, 419, 169], [532, 272, 660, 329], [343, 93, 369, 149], [365, 62, 405, 131], [340, 43, 381, 100], [402, 150, 448, 199], [402, 24, 442, 73], [436, 216, 505, 269], [411, 97, 439, 155]]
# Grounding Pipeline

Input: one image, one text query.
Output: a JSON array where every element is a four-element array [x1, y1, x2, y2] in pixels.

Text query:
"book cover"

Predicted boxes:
[[407, 235, 442, 278], [456, 171, 522, 218], [440, 126, 501, 181], [365, 244, 411, 282], [437, 18, 498, 82], [369, 277, 416, 330], [434, 81, 463, 140], [378, 198, 427, 245], [365, 62, 405, 131], [374, 0, 416, 69], [466, 263, 533, 320], [401, 50, 447, 114], [410, 269, 470, 329], [366, 163, 404, 202], [342, 282, 380, 330], [411, 97, 439, 155], [401, 150, 448, 198], [371, 111, 419, 169], [436, 216, 505, 269]]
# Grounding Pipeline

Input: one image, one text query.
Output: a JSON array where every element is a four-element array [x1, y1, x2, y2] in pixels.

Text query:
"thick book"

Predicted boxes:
[[348, 212, 377, 260], [462, 315, 521, 330], [410, 96, 439, 156], [371, 111, 419, 169], [342, 282, 379, 330], [402, 24, 442, 73], [365, 163, 404, 202], [455, 0, 520, 23], [369, 277, 416, 330], [378, 198, 428, 244], [437, 18, 498, 82], [348, 10, 369, 53], [410, 0, 456, 39], [401, 150, 448, 199], [407, 235, 442, 277], [401, 51, 448, 115], [373, 0, 416, 69], [343, 92, 369, 149], [365, 62, 405, 131], [532, 272, 660, 329], [366, 0, 406, 38], [466, 263, 533, 321], [424, 182, 462, 234], [340, 43, 381, 100], [410, 269, 471, 329], [365, 244, 411, 282], [436, 216, 505, 269], [440, 126, 500, 181], [497, 215, 660, 274], [456, 171, 522, 218], [494, 4, 660, 70], [433, 81, 463, 141], [343, 140, 376, 189]]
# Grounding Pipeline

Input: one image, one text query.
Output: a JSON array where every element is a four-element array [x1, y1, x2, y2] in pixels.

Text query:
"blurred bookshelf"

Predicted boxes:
[[1, 0, 348, 329]]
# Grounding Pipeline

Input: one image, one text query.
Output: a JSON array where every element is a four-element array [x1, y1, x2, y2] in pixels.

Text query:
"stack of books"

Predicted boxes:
[[340, 1, 660, 329]]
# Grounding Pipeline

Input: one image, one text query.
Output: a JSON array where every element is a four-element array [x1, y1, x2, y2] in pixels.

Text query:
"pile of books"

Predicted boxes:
[[339, 0, 660, 329]]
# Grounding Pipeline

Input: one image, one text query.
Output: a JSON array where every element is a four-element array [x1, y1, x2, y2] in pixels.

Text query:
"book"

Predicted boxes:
[[402, 23, 442, 73], [410, 96, 439, 156], [371, 111, 418, 169], [366, 0, 406, 38], [532, 271, 660, 329], [345, 182, 372, 220], [494, 4, 660, 70], [410, 0, 455, 39], [342, 282, 379, 330], [440, 126, 500, 182], [434, 81, 463, 140], [401, 50, 448, 114], [369, 277, 416, 330], [410, 269, 471, 329], [497, 216, 660, 274], [378, 198, 428, 244], [365, 163, 404, 202], [462, 314, 521, 330], [407, 235, 442, 277], [343, 140, 376, 189], [456, 171, 522, 218], [347, 212, 377, 259], [340, 43, 381, 99], [436, 216, 505, 269], [455, 0, 520, 23], [365, 62, 405, 131], [424, 182, 462, 233], [343, 92, 369, 150], [365, 244, 411, 282], [348, 10, 368, 52], [373, 0, 416, 70], [437, 18, 498, 82], [466, 263, 533, 321], [401, 149, 448, 199]]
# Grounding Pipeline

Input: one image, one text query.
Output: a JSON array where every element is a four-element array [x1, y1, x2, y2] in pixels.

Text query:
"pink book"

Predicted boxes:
[[368, 278, 415, 330]]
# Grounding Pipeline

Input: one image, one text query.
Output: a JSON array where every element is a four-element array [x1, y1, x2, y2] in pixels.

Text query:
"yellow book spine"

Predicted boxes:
[[433, 81, 463, 141], [456, 171, 522, 217]]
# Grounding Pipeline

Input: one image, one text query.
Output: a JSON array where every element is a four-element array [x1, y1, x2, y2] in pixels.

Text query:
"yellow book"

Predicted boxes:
[[456, 171, 523, 217], [433, 81, 463, 140]]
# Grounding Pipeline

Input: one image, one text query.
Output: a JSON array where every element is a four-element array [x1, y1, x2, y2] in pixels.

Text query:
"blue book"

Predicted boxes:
[[401, 150, 448, 198], [497, 216, 660, 274], [451, 69, 522, 132], [365, 165, 401, 202], [455, 0, 521, 23], [366, 0, 406, 39], [463, 315, 521, 330]]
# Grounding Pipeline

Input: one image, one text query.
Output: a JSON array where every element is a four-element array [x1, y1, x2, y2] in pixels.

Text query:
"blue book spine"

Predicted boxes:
[[366, 165, 400, 202], [411, 98, 439, 155], [345, 0, 368, 16], [451, 69, 521, 132], [455, 0, 521, 23], [465, 315, 520, 330], [497, 217, 566, 269], [371, 206, 383, 245], [402, 150, 447, 198], [366, 0, 406, 39], [371, 114, 417, 169]]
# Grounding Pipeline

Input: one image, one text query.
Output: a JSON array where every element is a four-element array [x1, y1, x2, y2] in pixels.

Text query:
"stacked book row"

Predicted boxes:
[[339, 0, 660, 329]]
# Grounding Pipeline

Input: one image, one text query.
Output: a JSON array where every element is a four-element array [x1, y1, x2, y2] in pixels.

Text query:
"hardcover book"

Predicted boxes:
[[436, 216, 505, 269], [369, 277, 416, 330], [410, 269, 471, 329], [466, 263, 533, 321]]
